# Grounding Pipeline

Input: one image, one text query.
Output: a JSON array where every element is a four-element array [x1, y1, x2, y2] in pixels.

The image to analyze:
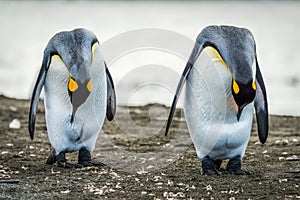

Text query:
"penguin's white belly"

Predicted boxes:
[[44, 56, 106, 154], [184, 48, 254, 160]]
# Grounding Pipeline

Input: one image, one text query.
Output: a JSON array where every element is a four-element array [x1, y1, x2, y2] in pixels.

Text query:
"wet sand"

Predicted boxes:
[[0, 95, 299, 199]]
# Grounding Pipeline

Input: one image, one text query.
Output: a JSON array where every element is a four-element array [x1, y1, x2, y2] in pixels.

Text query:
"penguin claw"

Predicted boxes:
[[227, 169, 251, 175], [57, 161, 82, 168], [79, 160, 106, 167], [201, 168, 222, 175]]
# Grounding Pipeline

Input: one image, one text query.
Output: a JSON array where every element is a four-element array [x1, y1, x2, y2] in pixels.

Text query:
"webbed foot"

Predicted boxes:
[[78, 147, 105, 167], [226, 155, 251, 175], [201, 156, 222, 175]]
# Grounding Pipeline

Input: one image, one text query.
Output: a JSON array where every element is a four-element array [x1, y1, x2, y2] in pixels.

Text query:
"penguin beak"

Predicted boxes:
[[236, 105, 245, 121]]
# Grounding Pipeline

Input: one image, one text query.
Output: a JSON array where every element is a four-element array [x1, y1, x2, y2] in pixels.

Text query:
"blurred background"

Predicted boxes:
[[0, 0, 299, 116]]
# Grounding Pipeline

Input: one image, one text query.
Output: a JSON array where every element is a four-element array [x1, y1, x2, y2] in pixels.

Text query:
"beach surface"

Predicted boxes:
[[0, 95, 299, 199]]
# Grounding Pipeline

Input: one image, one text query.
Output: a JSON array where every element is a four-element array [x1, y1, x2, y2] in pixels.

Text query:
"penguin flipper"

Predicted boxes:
[[28, 52, 51, 140], [254, 59, 269, 144], [165, 43, 204, 136], [105, 63, 116, 121]]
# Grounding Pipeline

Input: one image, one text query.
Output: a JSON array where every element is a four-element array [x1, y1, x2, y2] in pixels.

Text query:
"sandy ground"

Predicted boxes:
[[0, 95, 299, 199]]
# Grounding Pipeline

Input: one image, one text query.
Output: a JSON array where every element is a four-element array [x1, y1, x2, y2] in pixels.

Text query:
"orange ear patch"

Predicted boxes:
[[68, 77, 78, 92], [233, 79, 240, 94], [252, 80, 256, 90], [87, 79, 92, 92]]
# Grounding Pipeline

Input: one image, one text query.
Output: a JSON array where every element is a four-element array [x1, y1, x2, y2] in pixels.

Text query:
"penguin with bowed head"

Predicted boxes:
[[166, 25, 268, 175], [29, 28, 116, 168]]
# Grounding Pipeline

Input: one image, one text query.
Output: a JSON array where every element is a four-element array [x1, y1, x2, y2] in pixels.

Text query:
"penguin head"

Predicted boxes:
[[47, 28, 99, 121], [231, 78, 256, 121], [228, 37, 256, 121], [200, 26, 257, 121]]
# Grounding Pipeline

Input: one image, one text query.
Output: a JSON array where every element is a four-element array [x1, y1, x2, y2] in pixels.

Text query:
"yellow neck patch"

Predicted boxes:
[[204, 46, 228, 69], [233, 79, 240, 94], [91, 42, 99, 64], [68, 77, 78, 92]]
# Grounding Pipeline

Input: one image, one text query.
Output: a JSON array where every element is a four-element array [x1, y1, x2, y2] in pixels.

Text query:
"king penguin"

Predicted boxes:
[[165, 25, 268, 175], [29, 28, 116, 168]]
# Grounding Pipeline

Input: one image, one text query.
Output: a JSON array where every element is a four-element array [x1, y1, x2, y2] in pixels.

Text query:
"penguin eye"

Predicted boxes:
[[252, 80, 256, 90], [91, 42, 99, 64], [68, 77, 78, 92], [87, 79, 92, 92], [233, 79, 240, 94]]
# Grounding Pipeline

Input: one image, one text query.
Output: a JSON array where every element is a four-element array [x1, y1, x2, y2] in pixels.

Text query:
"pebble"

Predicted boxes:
[[278, 157, 285, 160], [254, 141, 261, 145], [9, 106, 18, 112], [279, 178, 288, 183], [163, 192, 185, 198], [60, 189, 71, 194], [153, 176, 162, 181], [286, 155, 299, 161], [275, 139, 289, 145], [110, 171, 119, 178], [167, 180, 174, 186], [291, 138, 299, 144], [9, 119, 21, 129], [115, 182, 122, 189], [206, 184, 213, 191]]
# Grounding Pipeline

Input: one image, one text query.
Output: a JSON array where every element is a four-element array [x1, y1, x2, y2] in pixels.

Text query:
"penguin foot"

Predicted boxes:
[[214, 159, 222, 170], [56, 151, 82, 168], [78, 147, 105, 167], [201, 156, 222, 175], [46, 147, 56, 165], [226, 155, 251, 175]]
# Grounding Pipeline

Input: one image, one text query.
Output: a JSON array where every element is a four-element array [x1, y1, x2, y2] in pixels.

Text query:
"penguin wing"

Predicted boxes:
[[28, 52, 51, 140], [105, 63, 116, 121], [254, 58, 269, 144], [165, 43, 204, 136]]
